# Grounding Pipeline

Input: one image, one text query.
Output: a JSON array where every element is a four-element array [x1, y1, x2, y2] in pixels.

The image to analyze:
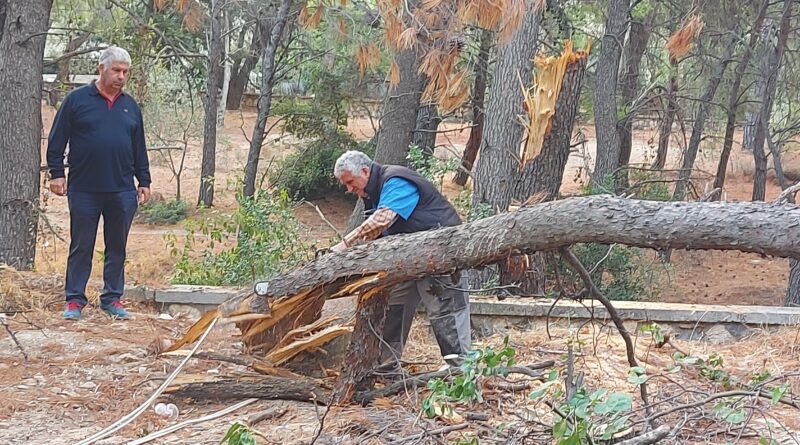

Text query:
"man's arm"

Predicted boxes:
[[47, 95, 72, 180], [133, 106, 151, 189], [332, 207, 399, 251]]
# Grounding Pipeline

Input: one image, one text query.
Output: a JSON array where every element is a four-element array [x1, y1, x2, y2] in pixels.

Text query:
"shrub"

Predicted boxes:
[[167, 189, 307, 286], [137, 199, 188, 225]]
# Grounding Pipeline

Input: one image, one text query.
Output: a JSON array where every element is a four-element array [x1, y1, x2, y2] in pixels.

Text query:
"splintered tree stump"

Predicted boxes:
[[331, 289, 390, 405]]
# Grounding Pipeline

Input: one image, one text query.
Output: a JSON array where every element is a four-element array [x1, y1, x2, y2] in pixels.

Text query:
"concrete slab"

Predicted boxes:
[[153, 285, 241, 305]]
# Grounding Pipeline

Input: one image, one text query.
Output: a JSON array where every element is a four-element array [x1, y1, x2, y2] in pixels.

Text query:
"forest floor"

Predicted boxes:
[[0, 103, 797, 444]]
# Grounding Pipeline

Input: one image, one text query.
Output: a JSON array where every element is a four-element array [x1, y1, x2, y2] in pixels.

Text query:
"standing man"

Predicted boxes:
[[332, 150, 471, 368], [47, 46, 151, 320]]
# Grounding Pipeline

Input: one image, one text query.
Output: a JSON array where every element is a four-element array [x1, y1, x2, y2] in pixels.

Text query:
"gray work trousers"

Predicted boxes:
[[381, 273, 471, 366]]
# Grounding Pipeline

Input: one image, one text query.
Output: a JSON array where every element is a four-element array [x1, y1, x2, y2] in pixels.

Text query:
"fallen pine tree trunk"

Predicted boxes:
[[165, 374, 330, 404], [169, 195, 800, 403]]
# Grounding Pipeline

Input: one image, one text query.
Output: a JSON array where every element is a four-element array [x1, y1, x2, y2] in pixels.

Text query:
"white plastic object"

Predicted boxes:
[[154, 402, 179, 420]]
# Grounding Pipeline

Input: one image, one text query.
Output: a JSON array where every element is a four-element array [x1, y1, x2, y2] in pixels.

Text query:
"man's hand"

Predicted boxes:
[[138, 187, 151, 204], [49, 178, 67, 196], [331, 241, 348, 252]]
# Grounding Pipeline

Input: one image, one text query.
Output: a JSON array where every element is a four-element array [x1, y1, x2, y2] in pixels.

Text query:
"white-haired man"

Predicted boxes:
[[47, 46, 152, 320], [332, 150, 471, 368]]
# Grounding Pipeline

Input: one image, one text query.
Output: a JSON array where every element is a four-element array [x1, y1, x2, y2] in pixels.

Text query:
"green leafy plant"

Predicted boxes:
[[530, 372, 633, 444], [138, 199, 189, 225], [406, 144, 459, 188], [167, 189, 307, 286], [220, 422, 265, 445], [422, 337, 516, 418]]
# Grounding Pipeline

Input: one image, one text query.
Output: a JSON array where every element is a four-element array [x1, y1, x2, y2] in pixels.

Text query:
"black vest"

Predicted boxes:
[[363, 163, 462, 235]]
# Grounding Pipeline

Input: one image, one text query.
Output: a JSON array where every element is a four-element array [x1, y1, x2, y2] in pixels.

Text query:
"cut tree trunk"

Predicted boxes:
[[0, 0, 53, 270], [673, 27, 739, 201], [198, 0, 224, 207], [591, 0, 629, 186], [472, 4, 542, 213], [752, 0, 793, 201], [453, 28, 492, 186], [713, 0, 769, 197], [242, 0, 293, 198], [617, 11, 654, 189], [652, 59, 678, 170]]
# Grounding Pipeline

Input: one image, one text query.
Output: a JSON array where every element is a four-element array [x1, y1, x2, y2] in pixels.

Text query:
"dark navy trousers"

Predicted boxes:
[[65, 190, 138, 306]]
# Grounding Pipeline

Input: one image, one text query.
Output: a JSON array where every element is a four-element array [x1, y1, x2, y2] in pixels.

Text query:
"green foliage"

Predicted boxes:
[[138, 199, 188, 225], [453, 190, 494, 223], [422, 337, 516, 418], [672, 352, 732, 388], [167, 189, 307, 286], [530, 371, 633, 444], [406, 144, 459, 188], [269, 70, 375, 200], [220, 422, 264, 445]]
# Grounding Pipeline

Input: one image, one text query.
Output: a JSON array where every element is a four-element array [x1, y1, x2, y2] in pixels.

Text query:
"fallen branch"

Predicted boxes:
[[1, 315, 28, 361], [127, 398, 258, 445], [616, 424, 671, 445], [558, 247, 651, 412], [165, 374, 330, 405], [247, 405, 287, 426], [386, 422, 469, 445], [354, 360, 555, 404], [776, 181, 800, 204]]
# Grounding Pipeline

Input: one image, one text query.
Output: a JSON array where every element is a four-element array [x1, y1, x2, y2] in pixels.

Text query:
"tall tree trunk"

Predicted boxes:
[[472, 4, 542, 213], [0, 0, 53, 269], [787, 259, 800, 306], [453, 29, 492, 186], [591, 0, 629, 187], [198, 0, 224, 207], [673, 27, 739, 201], [742, 19, 773, 153], [243, 0, 293, 197], [751, 0, 793, 202], [227, 23, 263, 110], [713, 0, 769, 197], [616, 11, 653, 189], [411, 103, 440, 156], [652, 59, 678, 170], [217, 10, 231, 126], [513, 50, 589, 201], [51, 30, 91, 105], [345, 0, 428, 231]]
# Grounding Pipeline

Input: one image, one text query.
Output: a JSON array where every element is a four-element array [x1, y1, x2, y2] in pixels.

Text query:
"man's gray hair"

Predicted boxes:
[[334, 150, 373, 178], [99, 46, 132, 68]]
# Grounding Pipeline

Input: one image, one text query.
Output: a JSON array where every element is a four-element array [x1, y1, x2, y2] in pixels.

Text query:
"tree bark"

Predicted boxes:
[[751, 0, 793, 201], [221, 195, 800, 320], [591, 0, 629, 186], [472, 4, 541, 213], [165, 375, 328, 404], [712, 0, 769, 197], [673, 27, 739, 201], [242, 0, 293, 198], [513, 48, 589, 201], [226, 22, 263, 110], [0, 0, 53, 270], [787, 259, 800, 306], [217, 10, 231, 126], [411, 103, 441, 157], [652, 59, 678, 170], [198, 0, 224, 207], [331, 289, 389, 405], [617, 12, 653, 189], [453, 28, 492, 186]]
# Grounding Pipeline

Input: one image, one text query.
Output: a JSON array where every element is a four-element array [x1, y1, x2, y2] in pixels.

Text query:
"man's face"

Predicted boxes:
[[98, 61, 130, 92], [339, 167, 370, 198]]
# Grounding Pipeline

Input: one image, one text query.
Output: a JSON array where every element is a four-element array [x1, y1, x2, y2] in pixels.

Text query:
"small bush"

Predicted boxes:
[[167, 189, 307, 286], [138, 199, 188, 225], [406, 144, 459, 188], [270, 130, 373, 200]]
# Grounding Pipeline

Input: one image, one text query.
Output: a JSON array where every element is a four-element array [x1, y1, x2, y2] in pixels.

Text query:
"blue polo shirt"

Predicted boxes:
[[376, 177, 419, 220], [47, 82, 151, 193]]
